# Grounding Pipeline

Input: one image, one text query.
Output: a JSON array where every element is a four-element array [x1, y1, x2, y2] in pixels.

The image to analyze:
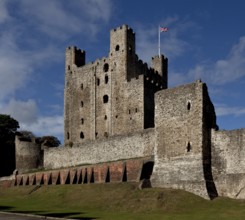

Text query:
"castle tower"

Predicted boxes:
[[109, 24, 137, 81], [15, 135, 42, 174], [63, 25, 169, 145], [64, 47, 86, 144], [151, 55, 168, 89]]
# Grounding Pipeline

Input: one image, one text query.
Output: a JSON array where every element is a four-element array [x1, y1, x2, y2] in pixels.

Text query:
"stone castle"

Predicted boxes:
[[2, 25, 245, 200]]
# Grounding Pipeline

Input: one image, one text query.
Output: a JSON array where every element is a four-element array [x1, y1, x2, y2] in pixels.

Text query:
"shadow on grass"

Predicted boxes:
[[10, 210, 98, 219], [0, 206, 13, 211]]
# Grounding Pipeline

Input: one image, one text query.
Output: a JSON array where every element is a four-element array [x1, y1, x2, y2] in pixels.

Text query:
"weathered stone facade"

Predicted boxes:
[[10, 24, 245, 200]]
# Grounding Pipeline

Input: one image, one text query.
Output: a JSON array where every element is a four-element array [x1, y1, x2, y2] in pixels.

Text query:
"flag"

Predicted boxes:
[[160, 27, 168, 32]]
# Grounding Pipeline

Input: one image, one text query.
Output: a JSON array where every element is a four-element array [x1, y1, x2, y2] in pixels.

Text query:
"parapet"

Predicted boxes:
[[66, 46, 86, 68], [111, 24, 135, 35]]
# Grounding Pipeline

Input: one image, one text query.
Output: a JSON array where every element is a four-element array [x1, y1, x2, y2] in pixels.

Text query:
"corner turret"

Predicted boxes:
[[151, 55, 168, 89]]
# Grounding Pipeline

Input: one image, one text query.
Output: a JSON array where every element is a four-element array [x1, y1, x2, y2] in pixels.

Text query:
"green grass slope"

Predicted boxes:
[[0, 183, 245, 220]]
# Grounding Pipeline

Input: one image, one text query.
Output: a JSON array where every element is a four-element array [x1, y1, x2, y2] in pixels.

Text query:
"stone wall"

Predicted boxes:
[[44, 128, 154, 170], [211, 129, 245, 199], [151, 81, 212, 199], [15, 135, 43, 174]]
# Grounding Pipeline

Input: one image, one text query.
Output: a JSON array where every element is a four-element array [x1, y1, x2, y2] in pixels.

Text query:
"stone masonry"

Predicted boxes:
[[9, 24, 245, 200]]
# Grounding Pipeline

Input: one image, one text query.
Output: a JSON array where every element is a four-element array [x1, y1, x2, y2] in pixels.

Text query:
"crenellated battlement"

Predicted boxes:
[[112, 24, 135, 35]]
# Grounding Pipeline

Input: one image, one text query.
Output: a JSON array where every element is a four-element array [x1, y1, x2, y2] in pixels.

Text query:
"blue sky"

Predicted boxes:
[[0, 0, 245, 143]]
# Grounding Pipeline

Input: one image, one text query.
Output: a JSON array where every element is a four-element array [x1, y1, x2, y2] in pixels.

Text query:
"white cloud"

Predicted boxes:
[[186, 36, 245, 85], [135, 16, 196, 64], [0, 0, 9, 24], [215, 104, 245, 117], [0, 99, 63, 140], [20, 115, 64, 139], [17, 0, 113, 39], [0, 99, 38, 125]]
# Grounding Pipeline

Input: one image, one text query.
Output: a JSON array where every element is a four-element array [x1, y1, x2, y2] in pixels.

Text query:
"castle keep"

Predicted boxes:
[[7, 25, 245, 200]]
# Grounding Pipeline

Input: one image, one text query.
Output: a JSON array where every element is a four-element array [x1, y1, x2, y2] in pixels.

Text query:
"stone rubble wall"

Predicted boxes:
[[44, 129, 154, 170], [211, 129, 245, 199]]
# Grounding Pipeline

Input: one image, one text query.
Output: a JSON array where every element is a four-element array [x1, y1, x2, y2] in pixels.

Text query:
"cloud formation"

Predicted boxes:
[[215, 104, 245, 117], [185, 36, 245, 85], [0, 0, 113, 139]]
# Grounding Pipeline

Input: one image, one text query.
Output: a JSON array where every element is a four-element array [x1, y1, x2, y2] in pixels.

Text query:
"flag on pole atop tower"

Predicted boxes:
[[160, 27, 168, 32], [158, 26, 169, 57]]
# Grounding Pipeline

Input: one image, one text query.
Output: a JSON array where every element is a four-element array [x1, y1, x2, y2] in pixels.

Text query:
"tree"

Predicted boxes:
[[39, 136, 61, 147], [18, 130, 35, 139], [0, 114, 19, 177], [0, 114, 19, 144]]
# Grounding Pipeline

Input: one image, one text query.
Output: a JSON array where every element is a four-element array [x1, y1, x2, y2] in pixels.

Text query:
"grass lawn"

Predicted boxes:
[[0, 183, 245, 219]]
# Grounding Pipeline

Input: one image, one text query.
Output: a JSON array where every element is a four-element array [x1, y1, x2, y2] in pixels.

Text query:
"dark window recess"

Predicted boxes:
[[128, 109, 131, 114], [81, 101, 84, 107], [187, 142, 191, 152], [135, 108, 138, 113], [67, 65, 70, 70], [103, 63, 109, 72], [115, 45, 120, 51], [95, 132, 98, 137], [103, 95, 109, 103], [105, 75, 109, 84], [81, 118, 84, 124], [104, 115, 107, 120], [67, 132, 70, 140], [104, 132, 108, 138], [187, 101, 191, 110], [81, 83, 83, 90], [80, 132, 84, 139], [140, 162, 154, 180]]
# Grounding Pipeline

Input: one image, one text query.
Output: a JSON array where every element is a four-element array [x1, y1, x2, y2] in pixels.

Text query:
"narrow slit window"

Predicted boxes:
[[105, 75, 109, 84], [187, 101, 191, 110], [80, 132, 84, 139], [81, 101, 84, 107], [187, 142, 191, 152]]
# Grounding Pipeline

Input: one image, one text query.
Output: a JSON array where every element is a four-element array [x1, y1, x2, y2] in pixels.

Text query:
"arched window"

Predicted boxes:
[[80, 132, 84, 139], [103, 95, 109, 103], [104, 115, 107, 120], [103, 63, 109, 72], [115, 45, 120, 51]]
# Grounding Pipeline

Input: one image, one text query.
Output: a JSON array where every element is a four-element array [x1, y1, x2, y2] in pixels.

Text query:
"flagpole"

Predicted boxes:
[[158, 25, 160, 57]]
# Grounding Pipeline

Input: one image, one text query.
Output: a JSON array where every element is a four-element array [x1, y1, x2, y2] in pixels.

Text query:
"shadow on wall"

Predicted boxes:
[[0, 144, 15, 177]]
